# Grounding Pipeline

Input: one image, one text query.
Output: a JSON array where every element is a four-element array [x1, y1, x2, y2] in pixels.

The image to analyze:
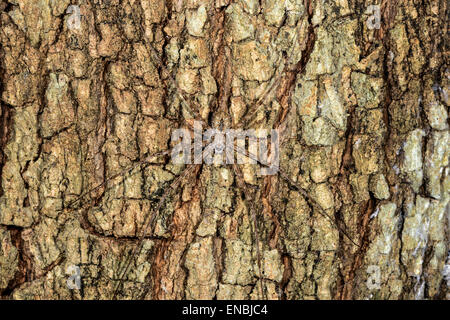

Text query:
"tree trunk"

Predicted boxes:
[[0, 0, 448, 300]]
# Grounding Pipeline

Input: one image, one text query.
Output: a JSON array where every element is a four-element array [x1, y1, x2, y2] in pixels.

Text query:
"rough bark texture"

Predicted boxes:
[[0, 0, 448, 300]]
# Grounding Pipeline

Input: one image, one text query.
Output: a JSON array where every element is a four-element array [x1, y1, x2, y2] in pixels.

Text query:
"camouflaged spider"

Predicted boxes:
[[63, 1, 359, 300]]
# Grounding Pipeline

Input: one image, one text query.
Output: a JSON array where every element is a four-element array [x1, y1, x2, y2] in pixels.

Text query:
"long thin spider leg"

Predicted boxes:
[[134, 145, 209, 300], [272, 9, 316, 141], [106, 10, 212, 297], [232, 143, 361, 248], [223, 133, 359, 300], [148, 45, 204, 123], [64, 149, 172, 211], [65, 2, 211, 217], [245, 14, 316, 134], [242, 15, 317, 130], [277, 170, 361, 248], [112, 163, 199, 299], [138, 21, 205, 125], [63, 37, 207, 219], [62, 123, 204, 237], [242, 27, 302, 126], [231, 161, 266, 300], [65, 129, 202, 297]]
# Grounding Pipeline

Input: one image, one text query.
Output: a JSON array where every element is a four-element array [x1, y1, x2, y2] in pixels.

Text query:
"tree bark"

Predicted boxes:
[[0, 0, 448, 300]]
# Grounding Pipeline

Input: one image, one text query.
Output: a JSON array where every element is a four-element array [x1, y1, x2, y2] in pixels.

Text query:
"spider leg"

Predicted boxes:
[[242, 28, 301, 124], [242, 17, 313, 129], [139, 24, 205, 124], [112, 163, 200, 299], [62, 25, 208, 238], [232, 161, 266, 300], [64, 149, 172, 211], [276, 170, 361, 249], [233, 142, 360, 249]]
